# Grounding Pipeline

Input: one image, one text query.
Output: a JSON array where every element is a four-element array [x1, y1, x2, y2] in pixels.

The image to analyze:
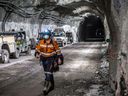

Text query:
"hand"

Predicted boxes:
[[35, 52, 40, 58], [40, 52, 50, 56], [36, 54, 40, 58], [58, 58, 62, 65], [40, 52, 55, 56]]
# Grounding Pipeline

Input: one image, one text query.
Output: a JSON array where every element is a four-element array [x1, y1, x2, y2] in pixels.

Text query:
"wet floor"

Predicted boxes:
[[0, 42, 113, 96]]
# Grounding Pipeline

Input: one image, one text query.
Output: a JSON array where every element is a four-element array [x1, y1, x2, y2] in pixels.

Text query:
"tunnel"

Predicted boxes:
[[78, 14, 105, 42], [1, 0, 128, 96]]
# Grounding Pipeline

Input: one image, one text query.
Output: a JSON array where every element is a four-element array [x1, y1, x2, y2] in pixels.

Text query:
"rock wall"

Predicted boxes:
[[0, 7, 57, 38], [106, 0, 128, 95], [1, 0, 128, 95], [0, 7, 39, 38]]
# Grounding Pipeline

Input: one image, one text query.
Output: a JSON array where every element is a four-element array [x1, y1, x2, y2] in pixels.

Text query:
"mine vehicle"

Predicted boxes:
[[0, 31, 31, 63]]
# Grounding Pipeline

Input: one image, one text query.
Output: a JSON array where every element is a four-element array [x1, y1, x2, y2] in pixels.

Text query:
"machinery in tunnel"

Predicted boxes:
[[1, 0, 126, 95], [78, 14, 105, 42]]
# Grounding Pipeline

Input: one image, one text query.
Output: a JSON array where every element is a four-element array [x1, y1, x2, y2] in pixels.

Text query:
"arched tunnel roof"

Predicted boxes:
[[0, 0, 110, 24]]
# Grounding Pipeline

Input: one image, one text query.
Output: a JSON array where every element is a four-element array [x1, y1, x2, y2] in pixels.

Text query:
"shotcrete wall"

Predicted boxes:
[[1, 0, 128, 95], [106, 0, 128, 95], [0, 7, 39, 37], [0, 7, 57, 38]]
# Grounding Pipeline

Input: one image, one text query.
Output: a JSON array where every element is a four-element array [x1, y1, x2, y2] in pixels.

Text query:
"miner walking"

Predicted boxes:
[[35, 29, 62, 95]]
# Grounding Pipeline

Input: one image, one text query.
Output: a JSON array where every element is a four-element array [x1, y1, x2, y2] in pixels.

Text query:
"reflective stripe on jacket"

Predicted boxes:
[[36, 38, 61, 57]]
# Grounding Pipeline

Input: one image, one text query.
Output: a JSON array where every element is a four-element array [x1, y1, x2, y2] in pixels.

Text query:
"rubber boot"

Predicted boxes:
[[43, 81, 49, 95], [50, 79, 54, 91], [43, 80, 55, 95], [43, 81, 51, 95]]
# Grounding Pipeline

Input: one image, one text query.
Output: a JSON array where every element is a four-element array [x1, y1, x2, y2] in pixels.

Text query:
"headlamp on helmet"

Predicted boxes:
[[42, 29, 52, 40]]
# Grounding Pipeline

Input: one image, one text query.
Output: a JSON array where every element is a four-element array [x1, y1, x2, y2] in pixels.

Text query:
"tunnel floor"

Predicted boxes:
[[0, 42, 113, 96]]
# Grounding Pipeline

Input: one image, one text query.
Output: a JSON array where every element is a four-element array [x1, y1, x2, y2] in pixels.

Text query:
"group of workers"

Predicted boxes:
[[35, 29, 63, 95]]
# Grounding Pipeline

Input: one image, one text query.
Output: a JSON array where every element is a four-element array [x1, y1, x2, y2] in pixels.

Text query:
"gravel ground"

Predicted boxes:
[[0, 42, 114, 96]]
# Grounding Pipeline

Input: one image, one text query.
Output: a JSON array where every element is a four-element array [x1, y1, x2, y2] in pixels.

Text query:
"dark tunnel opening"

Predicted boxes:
[[78, 15, 105, 42]]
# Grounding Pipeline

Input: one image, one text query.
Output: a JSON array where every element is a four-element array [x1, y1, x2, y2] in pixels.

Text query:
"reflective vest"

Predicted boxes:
[[36, 38, 61, 57]]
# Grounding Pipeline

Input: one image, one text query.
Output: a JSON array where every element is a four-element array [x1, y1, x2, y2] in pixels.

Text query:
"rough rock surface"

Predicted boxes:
[[0, 0, 128, 95]]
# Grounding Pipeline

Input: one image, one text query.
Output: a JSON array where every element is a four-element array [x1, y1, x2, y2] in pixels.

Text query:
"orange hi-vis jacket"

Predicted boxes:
[[36, 38, 61, 57]]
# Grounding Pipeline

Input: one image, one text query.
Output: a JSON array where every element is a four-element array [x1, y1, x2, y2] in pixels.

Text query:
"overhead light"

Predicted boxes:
[[73, 6, 89, 14], [57, 0, 81, 5]]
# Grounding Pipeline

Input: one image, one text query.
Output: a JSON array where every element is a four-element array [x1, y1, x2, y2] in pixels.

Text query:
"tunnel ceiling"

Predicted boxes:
[[0, 0, 110, 25], [35, 0, 105, 18]]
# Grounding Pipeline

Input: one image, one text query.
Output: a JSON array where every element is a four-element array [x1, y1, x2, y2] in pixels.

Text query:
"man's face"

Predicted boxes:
[[43, 34, 50, 40]]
